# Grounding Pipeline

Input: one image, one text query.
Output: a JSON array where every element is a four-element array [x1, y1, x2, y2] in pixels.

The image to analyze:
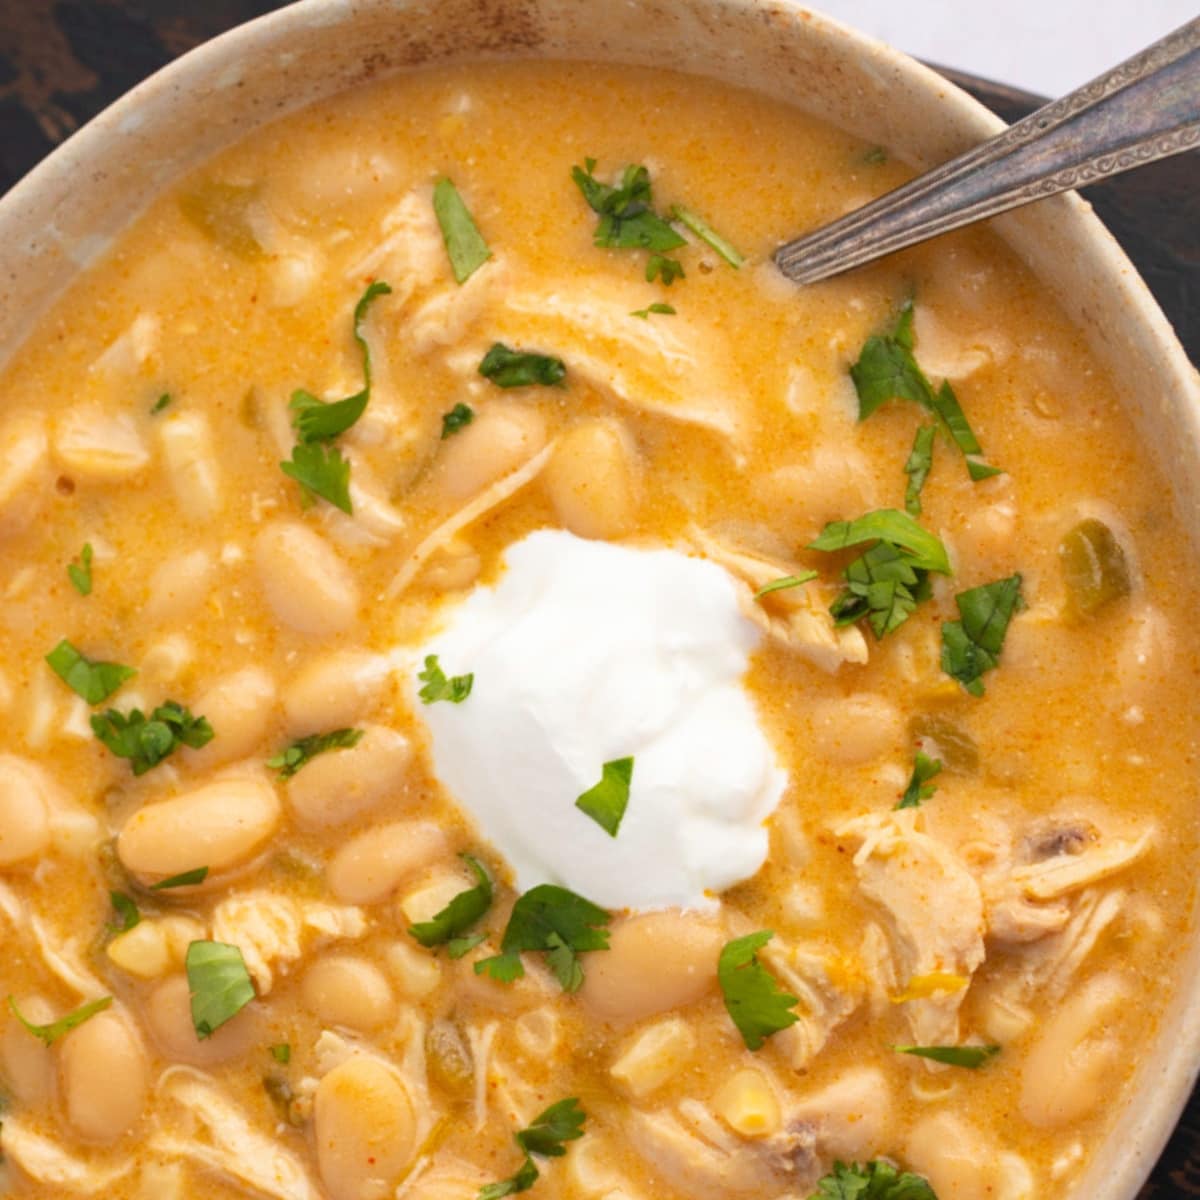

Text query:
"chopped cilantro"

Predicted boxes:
[[754, 571, 818, 600], [409, 854, 493, 948], [476, 884, 610, 993], [432, 178, 492, 284], [441, 402, 475, 438], [897, 752, 942, 809], [150, 393, 172, 415], [91, 700, 213, 775], [631, 302, 677, 318], [810, 1159, 936, 1199], [574, 757, 634, 837], [479, 1098, 586, 1200], [186, 940, 255, 1038], [268, 728, 363, 779], [717, 930, 799, 1051], [478, 342, 566, 389], [67, 543, 93, 596], [645, 252, 685, 285], [904, 425, 935, 517], [8, 995, 112, 1046], [670, 205, 744, 268], [448, 932, 488, 959], [280, 441, 352, 514], [571, 160, 686, 253], [149, 866, 209, 890], [108, 891, 141, 933], [941, 574, 1024, 696], [417, 655, 473, 704], [45, 640, 135, 704], [269, 1043, 291, 1064], [894, 1043, 999, 1068], [863, 145, 889, 165]]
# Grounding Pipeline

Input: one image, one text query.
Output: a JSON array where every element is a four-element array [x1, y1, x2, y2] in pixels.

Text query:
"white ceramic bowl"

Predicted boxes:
[[2, 2, 1197, 1195]]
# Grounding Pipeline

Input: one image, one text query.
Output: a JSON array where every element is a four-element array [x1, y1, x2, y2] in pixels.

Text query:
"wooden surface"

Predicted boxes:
[[1, 4, 1198, 1195]]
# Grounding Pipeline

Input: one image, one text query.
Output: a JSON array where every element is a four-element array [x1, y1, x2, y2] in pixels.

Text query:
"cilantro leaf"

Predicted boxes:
[[475, 884, 610, 992], [150, 392, 172, 415], [418, 655, 474, 704], [479, 1157, 539, 1200], [478, 1098, 586, 1200], [717, 930, 799, 1051], [448, 932, 488, 959], [754, 571, 819, 600], [269, 1042, 291, 1064], [186, 940, 255, 1038], [280, 441, 353, 513], [45, 640, 136, 704], [894, 1043, 999, 1068], [68, 543, 93, 596], [267, 728, 363, 779], [574, 757, 633, 837], [409, 854, 493, 948], [670, 205, 744, 268], [941, 574, 1024, 696], [479, 342, 566, 389], [150, 866, 209, 890], [811, 1160, 937, 1200], [903, 425, 935, 517], [897, 752, 942, 809], [433, 178, 492, 284], [441, 402, 475, 438], [630, 302, 676, 318], [808, 509, 950, 573], [646, 253, 685, 285], [108, 891, 140, 933], [571, 160, 686, 253], [8, 995, 112, 1046], [863, 145, 889, 165], [91, 700, 214, 775]]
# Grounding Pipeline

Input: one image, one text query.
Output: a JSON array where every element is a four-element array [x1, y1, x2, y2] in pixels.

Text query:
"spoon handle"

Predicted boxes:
[[774, 17, 1200, 285]]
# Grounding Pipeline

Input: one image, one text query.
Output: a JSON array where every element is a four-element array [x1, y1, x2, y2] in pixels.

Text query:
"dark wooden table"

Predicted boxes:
[[1, 4, 1198, 1195]]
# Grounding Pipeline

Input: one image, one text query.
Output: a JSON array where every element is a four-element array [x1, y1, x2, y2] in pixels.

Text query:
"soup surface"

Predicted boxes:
[[0, 59, 1196, 1200]]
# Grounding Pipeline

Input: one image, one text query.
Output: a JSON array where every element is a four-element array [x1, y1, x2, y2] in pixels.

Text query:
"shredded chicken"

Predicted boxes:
[[769, 1067, 893, 1174], [762, 940, 863, 1071], [1, 1119, 133, 1194]]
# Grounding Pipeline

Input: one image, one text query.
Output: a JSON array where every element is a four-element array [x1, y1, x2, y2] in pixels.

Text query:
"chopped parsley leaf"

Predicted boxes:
[[108, 891, 141, 933], [941, 574, 1024, 696], [479, 1098, 586, 1200], [8, 995, 112, 1046], [574, 757, 634, 837], [186, 940, 255, 1039], [645, 252, 685, 285], [268, 728, 363, 779], [409, 854, 493, 948], [810, 1159, 936, 1199], [45, 640, 135, 704], [441, 402, 475, 438], [863, 145, 889, 165], [894, 1043, 1000, 1068], [91, 700, 213, 775], [631, 302, 677, 318], [67, 543, 93, 596], [476, 884, 610, 993], [417, 655, 474, 704], [571, 160, 686, 253], [150, 866, 209, 890], [280, 441, 352, 514], [717, 930, 799, 1051], [897, 751, 942, 810], [432, 178, 492, 284], [448, 932, 488, 959], [754, 571, 819, 600], [269, 1043, 291, 1064], [904, 425, 935, 517], [150, 393, 172, 415], [670, 205, 744, 268], [478, 342, 566, 389]]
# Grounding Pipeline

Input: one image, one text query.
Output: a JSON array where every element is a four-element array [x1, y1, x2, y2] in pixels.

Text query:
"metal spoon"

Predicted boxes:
[[775, 17, 1200, 286]]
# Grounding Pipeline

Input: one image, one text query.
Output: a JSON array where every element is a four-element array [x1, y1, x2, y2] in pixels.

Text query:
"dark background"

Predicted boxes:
[[1, 2, 1199, 1195]]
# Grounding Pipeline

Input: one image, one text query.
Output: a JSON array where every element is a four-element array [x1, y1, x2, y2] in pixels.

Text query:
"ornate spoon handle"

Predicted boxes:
[[774, 17, 1200, 285]]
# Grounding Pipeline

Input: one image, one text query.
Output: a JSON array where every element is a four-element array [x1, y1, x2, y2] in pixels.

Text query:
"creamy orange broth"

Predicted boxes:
[[0, 59, 1196, 1200]]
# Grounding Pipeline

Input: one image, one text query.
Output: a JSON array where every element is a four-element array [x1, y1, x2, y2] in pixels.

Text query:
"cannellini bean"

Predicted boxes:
[[140, 635, 195, 685], [580, 911, 722, 1023], [145, 974, 259, 1066], [254, 520, 359, 635], [906, 1112, 1032, 1200], [158, 411, 223, 520], [806, 693, 902, 765], [54, 408, 150, 482], [543, 419, 639, 540], [268, 246, 323, 308], [315, 1055, 417, 1200], [762, 444, 877, 539], [421, 535, 482, 592], [107, 916, 206, 979], [397, 867, 472, 926], [59, 1010, 149, 1141], [282, 650, 393, 736], [610, 1017, 696, 1098], [712, 1068, 781, 1138], [144, 549, 215, 622], [429, 403, 547, 503], [0, 413, 50, 532], [566, 1136, 628, 1197], [0, 755, 53, 867], [793, 1067, 892, 1161], [2, 996, 54, 1103], [303, 956, 396, 1031], [287, 724, 412, 830], [1020, 971, 1129, 1127], [117, 777, 280, 885], [384, 940, 442, 998], [326, 821, 448, 905], [183, 667, 278, 769]]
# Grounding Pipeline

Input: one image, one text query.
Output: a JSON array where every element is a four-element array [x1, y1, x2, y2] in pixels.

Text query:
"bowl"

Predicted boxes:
[[1, 2, 1197, 1196]]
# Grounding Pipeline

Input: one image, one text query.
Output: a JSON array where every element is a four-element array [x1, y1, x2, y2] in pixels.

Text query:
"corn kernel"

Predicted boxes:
[[712, 1068, 781, 1138], [609, 1017, 695, 1098], [107, 922, 171, 979]]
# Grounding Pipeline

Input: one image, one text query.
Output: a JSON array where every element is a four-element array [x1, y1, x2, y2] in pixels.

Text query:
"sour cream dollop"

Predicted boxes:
[[413, 530, 786, 911]]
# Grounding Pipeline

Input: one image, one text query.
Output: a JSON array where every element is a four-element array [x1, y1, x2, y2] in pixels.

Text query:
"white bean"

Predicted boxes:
[[59, 1010, 148, 1141], [287, 724, 412, 830], [0, 755, 52, 867], [0, 413, 50, 533], [158, 410, 223, 520], [906, 1112, 1032, 1200], [429, 403, 547, 502], [183, 668, 278, 769], [144, 549, 215, 622], [254, 520, 359, 635], [145, 974, 259, 1066], [282, 650, 392, 736], [117, 777, 280, 885], [326, 821, 448, 905], [315, 1055, 417, 1200], [302, 955, 396, 1031], [806, 693, 902, 765], [543, 419, 639, 540], [2, 996, 54, 1103], [54, 408, 150, 482]]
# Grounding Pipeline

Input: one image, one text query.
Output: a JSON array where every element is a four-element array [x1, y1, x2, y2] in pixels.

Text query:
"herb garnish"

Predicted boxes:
[[670, 205, 744, 268], [479, 1098, 587, 1200], [108, 891, 141, 933], [269, 1043, 291, 1064], [150, 393, 172, 415], [717, 930, 799, 1051], [68, 543, 93, 596], [575, 757, 634, 837], [897, 752, 942, 810], [631, 302, 677, 319], [476, 884, 611, 993], [894, 1043, 1000, 1069], [941, 574, 1024, 696], [478, 343, 566, 389], [904, 425, 935, 516], [441, 402, 475, 438], [8, 995, 112, 1046], [45, 640, 135, 704], [754, 571, 819, 600], [409, 854, 493, 949], [150, 867, 209, 890], [267, 728, 363, 778], [91, 700, 213, 775], [432, 178, 492, 284], [571, 160, 686, 253], [418, 655, 474, 704], [645, 252, 685, 285], [863, 145, 889, 165], [186, 940, 255, 1038], [810, 1160, 936, 1199]]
